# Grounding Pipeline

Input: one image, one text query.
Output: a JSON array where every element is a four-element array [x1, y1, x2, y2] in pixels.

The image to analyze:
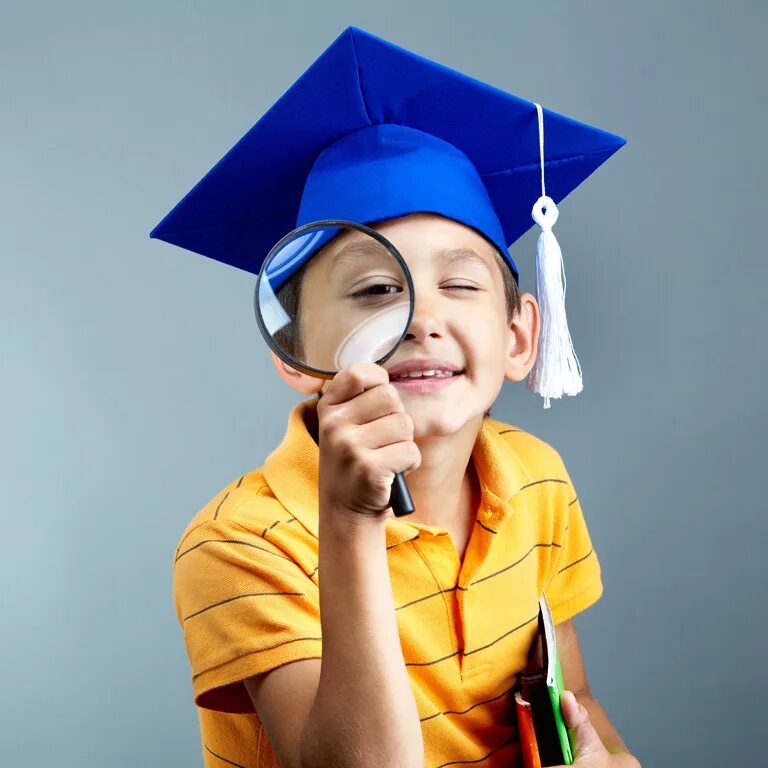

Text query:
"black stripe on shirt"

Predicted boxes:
[[183, 591, 305, 622], [405, 648, 461, 667], [174, 539, 296, 565], [557, 548, 594, 574], [204, 744, 246, 768], [387, 533, 420, 549], [474, 478, 571, 535], [261, 515, 297, 538], [406, 611, 538, 667], [386, 530, 449, 550], [394, 541, 562, 609], [518, 477, 569, 491], [469, 541, 562, 588], [462, 611, 539, 657], [475, 518, 497, 534], [191, 635, 323, 680], [212, 491, 230, 521], [396, 585, 459, 611], [420, 682, 518, 723]]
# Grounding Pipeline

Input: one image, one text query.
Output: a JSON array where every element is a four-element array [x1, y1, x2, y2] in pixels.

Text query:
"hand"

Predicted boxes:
[[317, 362, 421, 520], [552, 690, 637, 767]]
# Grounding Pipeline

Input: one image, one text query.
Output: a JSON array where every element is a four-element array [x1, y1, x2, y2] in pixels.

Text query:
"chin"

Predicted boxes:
[[408, 403, 487, 439]]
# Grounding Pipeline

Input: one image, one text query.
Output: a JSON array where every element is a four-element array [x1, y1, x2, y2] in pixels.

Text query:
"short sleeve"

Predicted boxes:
[[543, 460, 604, 625], [172, 518, 322, 713]]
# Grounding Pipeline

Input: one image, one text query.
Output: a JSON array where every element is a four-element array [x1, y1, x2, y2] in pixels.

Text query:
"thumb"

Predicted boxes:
[[559, 690, 608, 762]]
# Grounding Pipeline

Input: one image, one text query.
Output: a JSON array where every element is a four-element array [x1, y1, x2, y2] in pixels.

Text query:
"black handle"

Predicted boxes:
[[389, 471, 415, 517]]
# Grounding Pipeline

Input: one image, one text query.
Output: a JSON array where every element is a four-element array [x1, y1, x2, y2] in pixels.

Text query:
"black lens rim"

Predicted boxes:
[[254, 219, 416, 379]]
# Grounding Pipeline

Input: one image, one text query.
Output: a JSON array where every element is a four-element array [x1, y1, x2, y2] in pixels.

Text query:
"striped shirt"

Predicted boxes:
[[173, 397, 603, 767]]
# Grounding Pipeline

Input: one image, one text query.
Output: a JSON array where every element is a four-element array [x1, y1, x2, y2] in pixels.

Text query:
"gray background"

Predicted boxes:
[[2, 1, 766, 766]]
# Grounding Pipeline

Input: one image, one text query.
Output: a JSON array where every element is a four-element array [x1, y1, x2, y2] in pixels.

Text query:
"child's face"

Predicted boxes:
[[282, 212, 538, 438]]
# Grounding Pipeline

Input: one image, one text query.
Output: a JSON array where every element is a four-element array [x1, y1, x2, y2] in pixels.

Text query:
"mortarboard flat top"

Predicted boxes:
[[150, 25, 626, 282]]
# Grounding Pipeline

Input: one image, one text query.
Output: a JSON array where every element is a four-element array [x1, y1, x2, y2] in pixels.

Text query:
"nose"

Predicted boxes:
[[403, 291, 443, 344]]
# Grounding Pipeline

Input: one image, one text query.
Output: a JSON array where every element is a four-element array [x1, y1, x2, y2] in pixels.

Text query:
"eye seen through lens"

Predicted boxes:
[[256, 222, 413, 376]]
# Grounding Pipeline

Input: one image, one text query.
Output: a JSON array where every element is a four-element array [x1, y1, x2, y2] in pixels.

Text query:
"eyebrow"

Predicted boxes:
[[436, 247, 494, 271], [329, 242, 493, 271], [329, 240, 390, 269]]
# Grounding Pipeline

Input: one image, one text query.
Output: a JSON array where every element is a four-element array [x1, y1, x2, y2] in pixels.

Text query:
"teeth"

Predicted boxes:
[[394, 370, 456, 380]]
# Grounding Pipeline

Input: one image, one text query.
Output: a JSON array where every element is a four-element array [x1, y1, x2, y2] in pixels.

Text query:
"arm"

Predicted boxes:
[[556, 619, 641, 766], [246, 363, 424, 768], [304, 509, 423, 768], [244, 513, 423, 768]]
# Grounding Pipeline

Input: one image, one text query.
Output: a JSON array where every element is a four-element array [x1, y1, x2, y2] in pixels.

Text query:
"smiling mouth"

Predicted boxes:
[[389, 369, 464, 381]]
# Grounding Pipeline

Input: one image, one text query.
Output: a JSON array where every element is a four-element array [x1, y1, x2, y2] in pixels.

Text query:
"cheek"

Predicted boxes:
[[455, 308, 509, 366]]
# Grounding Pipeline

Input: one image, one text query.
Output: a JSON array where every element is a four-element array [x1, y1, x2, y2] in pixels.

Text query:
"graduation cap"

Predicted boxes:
[[150, 25, 626, 407]]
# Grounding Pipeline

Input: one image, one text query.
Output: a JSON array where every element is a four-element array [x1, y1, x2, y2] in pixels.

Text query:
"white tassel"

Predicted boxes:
[[526, 195, 583, 408], [526, 103, 583, 409]]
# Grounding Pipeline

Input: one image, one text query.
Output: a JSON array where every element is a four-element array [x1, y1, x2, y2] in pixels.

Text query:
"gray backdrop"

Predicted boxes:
[[2, 1, 766, 766]]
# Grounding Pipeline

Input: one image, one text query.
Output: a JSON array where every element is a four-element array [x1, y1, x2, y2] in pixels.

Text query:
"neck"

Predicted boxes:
[[405, 415, 483, 528]]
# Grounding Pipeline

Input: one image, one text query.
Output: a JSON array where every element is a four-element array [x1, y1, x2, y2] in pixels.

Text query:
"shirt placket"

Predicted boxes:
[[457, 492, 512, 680]]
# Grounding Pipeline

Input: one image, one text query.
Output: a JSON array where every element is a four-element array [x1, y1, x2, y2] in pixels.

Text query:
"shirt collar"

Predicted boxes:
[[261, 397, 532, 547]]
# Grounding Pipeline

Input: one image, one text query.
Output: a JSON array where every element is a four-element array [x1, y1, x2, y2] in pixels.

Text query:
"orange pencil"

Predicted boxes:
[[515, 689, 542, 768]]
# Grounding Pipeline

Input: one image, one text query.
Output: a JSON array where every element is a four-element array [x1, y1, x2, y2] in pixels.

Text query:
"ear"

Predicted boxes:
[[504, 292, 541, 382], [268, 350, 324, 395]]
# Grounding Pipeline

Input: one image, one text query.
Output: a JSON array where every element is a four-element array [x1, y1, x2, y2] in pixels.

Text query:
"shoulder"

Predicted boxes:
[[174, 469, 290, 554], [484, 416, 570, 483], [176, 468, 270, 530], [173, 467, 319, 581]]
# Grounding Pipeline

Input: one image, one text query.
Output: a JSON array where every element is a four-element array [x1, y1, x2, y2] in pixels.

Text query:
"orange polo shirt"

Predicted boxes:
[[172, 397, 603, 767]]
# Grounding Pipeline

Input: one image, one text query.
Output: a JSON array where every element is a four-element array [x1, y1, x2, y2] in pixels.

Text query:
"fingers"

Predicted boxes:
[[322, 378, 404, 426], [364, 439, 421, 477], [320, 362, 392, 407], [560, 690, 582, 727], [316, 362, 418, 515], [559, 690, 609, 762], [354, 410, 414, 450]]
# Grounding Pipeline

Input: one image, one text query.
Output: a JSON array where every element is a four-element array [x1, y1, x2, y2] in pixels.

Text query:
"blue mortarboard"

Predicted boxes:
[[150, 25, 627, 407], [150, 24, 624, 281]]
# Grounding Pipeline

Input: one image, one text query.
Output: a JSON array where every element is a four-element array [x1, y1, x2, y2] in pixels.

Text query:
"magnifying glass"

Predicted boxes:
[[253, 219, 416, 517]]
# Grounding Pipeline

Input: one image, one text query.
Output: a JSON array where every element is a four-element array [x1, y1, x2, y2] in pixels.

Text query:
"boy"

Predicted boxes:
[[154, 26, 639, 768]]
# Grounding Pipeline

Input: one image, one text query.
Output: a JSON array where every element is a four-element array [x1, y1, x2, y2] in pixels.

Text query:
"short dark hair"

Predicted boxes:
[[492, 249, 522, 323], [483, 249, 521, 419]]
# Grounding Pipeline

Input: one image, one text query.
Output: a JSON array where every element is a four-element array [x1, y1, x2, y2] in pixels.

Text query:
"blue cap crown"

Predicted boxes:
[[296, 122, 510, 275]]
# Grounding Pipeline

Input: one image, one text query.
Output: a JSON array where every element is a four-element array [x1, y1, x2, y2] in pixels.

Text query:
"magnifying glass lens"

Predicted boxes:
[[257, 222, 412, 376]]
